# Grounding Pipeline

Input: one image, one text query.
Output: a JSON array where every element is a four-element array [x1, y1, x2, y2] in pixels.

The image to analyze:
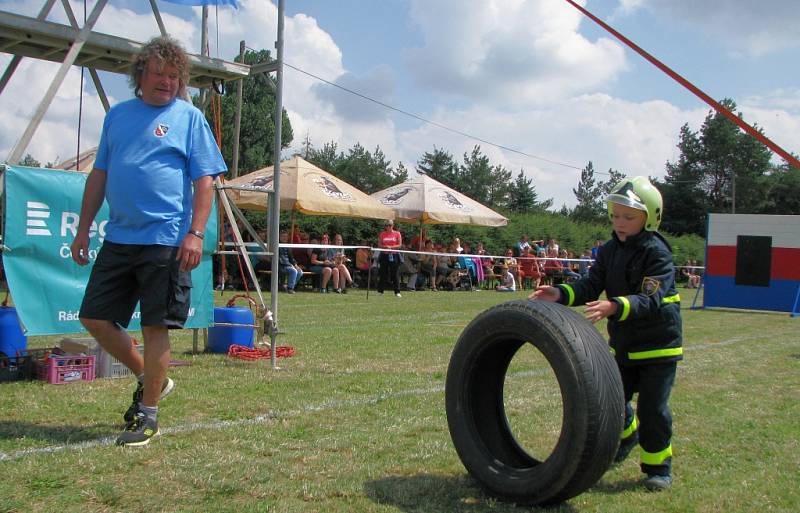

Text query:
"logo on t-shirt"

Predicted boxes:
[[154, 124, 169, 137]]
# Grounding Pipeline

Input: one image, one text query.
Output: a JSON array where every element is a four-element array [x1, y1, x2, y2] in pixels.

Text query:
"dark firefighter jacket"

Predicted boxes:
[[555, 230, 683, 366]]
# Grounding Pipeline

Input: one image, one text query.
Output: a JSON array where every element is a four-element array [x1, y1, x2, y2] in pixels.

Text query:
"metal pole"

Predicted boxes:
[[60, 0, 110, 113], [231, 40, 245, 178], [199, 5, 209, 113], [7, 0, 108, 164], [147, 0, 168, 36], [268, 0, 286, 369]]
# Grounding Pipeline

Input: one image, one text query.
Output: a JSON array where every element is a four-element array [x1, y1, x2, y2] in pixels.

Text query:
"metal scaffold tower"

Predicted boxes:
[[0, 0, 288, 368]]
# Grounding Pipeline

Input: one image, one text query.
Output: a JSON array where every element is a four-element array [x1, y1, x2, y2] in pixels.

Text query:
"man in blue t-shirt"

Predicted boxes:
[[70, 36, 226, 447]]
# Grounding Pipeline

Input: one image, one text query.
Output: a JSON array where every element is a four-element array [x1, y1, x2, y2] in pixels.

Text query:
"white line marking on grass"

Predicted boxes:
[[0, 386, 444, 462], [2, 331, 793, 462]]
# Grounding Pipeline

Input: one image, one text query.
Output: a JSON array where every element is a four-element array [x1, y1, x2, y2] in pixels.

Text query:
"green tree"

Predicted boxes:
[[657, 126, 708, 235], [571, 161, 603, 223], [507, 170, 553, 213], [306, 141, 340, 174], [600, 168, 626, 196], [334, 144, 407, 194], [659, 99, 773, 234], [203, 48, 293, 176], [459, 145, 493, 204], [417, 147, 459, 188], [306, 141, 407, 194], [695, 99, 771, 213], [19, 154, 41, 167], [764, 159, 800, 214]]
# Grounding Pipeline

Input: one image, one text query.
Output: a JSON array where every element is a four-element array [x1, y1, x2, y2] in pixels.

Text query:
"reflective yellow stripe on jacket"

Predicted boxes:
[[560, 284, 575, 306], [617, 296, 631, 321]]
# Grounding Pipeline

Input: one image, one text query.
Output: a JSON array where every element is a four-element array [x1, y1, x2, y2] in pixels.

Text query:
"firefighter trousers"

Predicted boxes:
[[619, 361, 677, 477]]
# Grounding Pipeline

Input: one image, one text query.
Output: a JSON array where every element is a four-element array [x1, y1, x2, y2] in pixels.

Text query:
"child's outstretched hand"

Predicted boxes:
[[529, 285, 559, 302], [584, 300, 618, 324]]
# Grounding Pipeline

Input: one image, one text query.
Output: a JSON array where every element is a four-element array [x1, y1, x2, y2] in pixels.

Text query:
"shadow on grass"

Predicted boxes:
[[0, 420, 110, 444], [589, 477, 644, 495], [364, 473, 578, 512]]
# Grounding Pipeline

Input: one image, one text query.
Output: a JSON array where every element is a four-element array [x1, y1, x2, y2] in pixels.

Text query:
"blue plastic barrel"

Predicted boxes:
[[208, 307, 254, 353], [0, 307, 27, 358]]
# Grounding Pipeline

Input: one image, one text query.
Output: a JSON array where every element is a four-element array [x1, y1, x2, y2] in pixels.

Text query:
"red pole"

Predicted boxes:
[[563, 0, 800, 170]]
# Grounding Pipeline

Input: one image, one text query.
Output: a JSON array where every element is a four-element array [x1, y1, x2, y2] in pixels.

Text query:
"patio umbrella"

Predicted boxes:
[[225, 155, 394, 220], [53, 147, 97, 172], [371, 174, 508, 227], [372, 175, 507, 289]]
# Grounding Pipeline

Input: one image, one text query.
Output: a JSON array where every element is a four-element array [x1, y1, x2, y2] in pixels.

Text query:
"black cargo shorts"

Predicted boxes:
[[79, 241, 192, 329]]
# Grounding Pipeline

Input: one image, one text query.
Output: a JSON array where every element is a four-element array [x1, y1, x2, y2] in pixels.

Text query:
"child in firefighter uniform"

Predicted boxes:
[[530, 176, 682, 491]]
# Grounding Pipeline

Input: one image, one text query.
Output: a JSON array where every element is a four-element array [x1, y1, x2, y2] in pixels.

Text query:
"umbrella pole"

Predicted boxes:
[[366, 254, 372, 300]]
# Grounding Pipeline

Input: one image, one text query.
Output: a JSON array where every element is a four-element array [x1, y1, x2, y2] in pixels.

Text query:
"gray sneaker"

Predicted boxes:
[[116, 412, 158, 447], [123, 377, 175, 423], [643, 474, 672, 491]]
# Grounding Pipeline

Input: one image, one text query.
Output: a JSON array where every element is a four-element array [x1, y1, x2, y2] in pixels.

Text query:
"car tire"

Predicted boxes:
[[445, 299, 624, 505]]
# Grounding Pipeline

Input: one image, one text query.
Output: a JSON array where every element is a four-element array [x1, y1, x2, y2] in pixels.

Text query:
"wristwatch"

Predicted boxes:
[[188, 229, 204, 240]]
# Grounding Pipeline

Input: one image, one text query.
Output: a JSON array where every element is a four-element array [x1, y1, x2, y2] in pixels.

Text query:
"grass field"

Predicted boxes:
[[0, 287, 798, 513]]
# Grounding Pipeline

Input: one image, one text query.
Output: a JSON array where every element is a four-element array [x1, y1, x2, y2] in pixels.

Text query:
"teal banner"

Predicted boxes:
[[2, 165, 216, 335]]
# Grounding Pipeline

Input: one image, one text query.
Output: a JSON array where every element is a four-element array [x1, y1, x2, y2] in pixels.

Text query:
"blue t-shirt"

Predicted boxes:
[[95, 98, 226, 246]]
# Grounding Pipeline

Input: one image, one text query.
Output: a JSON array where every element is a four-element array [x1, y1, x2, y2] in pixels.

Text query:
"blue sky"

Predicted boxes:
[[1, 0, 798, 207]]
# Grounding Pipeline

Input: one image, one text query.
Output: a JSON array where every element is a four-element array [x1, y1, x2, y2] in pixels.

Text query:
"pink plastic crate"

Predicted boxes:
[[36, 354, 96, 384]]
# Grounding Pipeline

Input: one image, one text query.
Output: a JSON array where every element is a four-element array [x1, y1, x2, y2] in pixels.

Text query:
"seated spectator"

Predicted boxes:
[[419, 240, 437, 290], [543, 247, 563, 283], [682, 259, 702, 288], [410, 228, 428, 252], [250, 229, 270, 275], [399, 243, 421, 291], [355, 242, 371, 272], [578, 249, 592, 278], [518, 246, 544, 290], [689, 260, 702, 288], [292, 231, 311, 270], [332, 233, 357, 293], [546, 238, 559, 255], [354, 241, 372, 287], [308, 235, 338, 293], [516, 235, 531, 256], [560, 249, 581, 282], [530, 237, 545, 254], [277, 230, 301, 293], [590, 239, 603, 260], [462, 242, 484, 285], [475, 242, 493, 275], [498, 248, 519, 283], [496, 265, 516, 292], [435, 245, 456, 290]]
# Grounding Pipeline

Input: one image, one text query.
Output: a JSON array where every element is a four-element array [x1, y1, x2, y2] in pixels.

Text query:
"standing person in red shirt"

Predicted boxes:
[[377, 219, 403, 297]]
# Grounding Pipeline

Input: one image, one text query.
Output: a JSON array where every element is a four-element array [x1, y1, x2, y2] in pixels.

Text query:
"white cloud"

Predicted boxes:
[[394, 95, 708, 207], [0, 57, 109, 165], [0, 0, 197, 164], [313, 66, 396, 123], [404, 0, 628, 106], [739, 89, 800, 162], [3, 0, 795, 209], [616, 0, 800, 57]]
